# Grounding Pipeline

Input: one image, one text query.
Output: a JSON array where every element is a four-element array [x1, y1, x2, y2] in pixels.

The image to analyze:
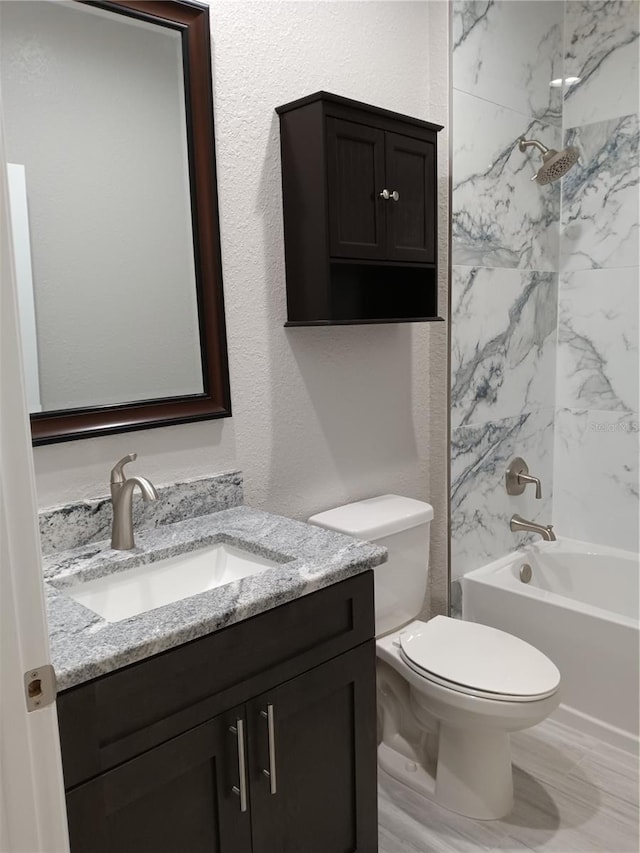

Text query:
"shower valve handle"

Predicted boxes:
[[518, 471, 542, 500], [506, 457, 542, 499]]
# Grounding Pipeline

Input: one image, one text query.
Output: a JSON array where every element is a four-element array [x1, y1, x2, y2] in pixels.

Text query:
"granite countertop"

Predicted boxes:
[[44, 505, 386, 692]]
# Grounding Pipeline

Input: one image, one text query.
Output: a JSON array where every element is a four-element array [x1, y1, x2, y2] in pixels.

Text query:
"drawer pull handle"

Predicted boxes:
[[260, 704, 277, 795], [229, 719, 248, 812]]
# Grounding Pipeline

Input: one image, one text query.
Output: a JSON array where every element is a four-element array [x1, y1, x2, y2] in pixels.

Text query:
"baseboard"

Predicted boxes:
[[551, 703, 639, 755]]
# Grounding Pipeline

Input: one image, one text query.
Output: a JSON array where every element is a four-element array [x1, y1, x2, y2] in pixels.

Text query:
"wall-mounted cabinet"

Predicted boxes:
[[276, 91, 443, 326]]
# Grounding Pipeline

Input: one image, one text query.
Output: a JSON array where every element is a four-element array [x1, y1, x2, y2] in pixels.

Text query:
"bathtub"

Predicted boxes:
[[462, 539, 639, 754]]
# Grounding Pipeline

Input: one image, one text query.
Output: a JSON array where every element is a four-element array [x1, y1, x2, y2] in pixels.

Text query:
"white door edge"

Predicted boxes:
[[0, 100, 69, 853]]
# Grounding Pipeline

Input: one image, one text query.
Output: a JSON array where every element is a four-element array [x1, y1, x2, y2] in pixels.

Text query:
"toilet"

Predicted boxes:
[[309, 495, 560, 820]]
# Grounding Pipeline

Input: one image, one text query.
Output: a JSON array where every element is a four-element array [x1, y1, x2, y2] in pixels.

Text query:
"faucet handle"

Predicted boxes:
[[506, 457, 543, 499], [110, 453, 137, 486], [518, 471, 542, 500]]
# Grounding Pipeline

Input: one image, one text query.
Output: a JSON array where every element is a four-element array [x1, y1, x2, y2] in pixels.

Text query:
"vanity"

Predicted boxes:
[[43, 475, 384, 853]]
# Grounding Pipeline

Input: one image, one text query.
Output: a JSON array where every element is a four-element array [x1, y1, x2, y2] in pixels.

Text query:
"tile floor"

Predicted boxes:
[[378, 718, 639, 852]]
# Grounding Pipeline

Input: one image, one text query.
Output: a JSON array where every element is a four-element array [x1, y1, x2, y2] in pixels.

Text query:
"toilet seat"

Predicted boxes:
[[399, 616, 560, 703]]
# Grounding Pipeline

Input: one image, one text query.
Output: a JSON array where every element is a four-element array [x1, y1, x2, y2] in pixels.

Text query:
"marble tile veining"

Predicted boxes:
[[564, 0, 640, 128], [379, 717, 639, 853], [451, 408, 555, 579], [39, 470, 244, 555], [45, 505, 386, 691], [561, 113, 639, 272], [553, 408, 639, 552], [452, 90, 560, 270], [451, 0, 639, 597], [453, 0, 563, 126], [557, 268, 639, 413], [451, 267, 557, 429]]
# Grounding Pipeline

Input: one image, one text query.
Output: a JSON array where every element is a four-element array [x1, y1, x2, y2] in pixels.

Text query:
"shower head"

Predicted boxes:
[[518, 136, 579, 185]]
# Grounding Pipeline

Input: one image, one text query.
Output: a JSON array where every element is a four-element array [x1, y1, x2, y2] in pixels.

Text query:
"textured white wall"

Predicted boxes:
[[31, 0, 450, 616]]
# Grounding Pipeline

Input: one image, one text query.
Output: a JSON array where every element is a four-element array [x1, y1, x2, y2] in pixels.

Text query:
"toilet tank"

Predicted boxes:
[[308, 495, 433, 637]]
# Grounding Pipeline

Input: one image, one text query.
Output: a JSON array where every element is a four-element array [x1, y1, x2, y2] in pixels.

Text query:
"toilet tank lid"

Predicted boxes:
[[308, 494, 434, 540]]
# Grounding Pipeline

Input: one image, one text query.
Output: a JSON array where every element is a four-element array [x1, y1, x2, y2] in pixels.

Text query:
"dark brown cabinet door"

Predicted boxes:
[[385, 131, 435, 263], [66, 709, 252, 853], [247, 642, 378, 853], [327, 118, 386, 260]]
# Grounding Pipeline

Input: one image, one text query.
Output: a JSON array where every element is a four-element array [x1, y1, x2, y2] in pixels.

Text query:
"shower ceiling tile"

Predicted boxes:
[[451, 267, 557, 430], [452, 90, 560, 270], [453, 0, 563, 126], [564, 0, 640, 128], [561, 113, 640, 271], [557, 268, 639, 414], [553, 408, 639, 553], [450, 408, 555, 579]]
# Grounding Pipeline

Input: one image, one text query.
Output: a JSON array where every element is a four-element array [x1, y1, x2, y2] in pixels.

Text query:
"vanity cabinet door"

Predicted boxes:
[[65, 709, 252, 853], [247, 641, 378, 853]]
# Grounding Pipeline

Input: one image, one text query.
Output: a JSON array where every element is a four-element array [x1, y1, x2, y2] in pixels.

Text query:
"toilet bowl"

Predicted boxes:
[[309, 495, 561, 820], [376, 617, 560, 819]]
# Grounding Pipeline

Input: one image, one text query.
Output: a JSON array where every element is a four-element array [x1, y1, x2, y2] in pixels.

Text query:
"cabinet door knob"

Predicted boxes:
[[229, 719, 248, 812], [379, 189, 390, 200], [390, 190, 400, 201], [260, 704, 278, 795], [379, 189, 400, 201]]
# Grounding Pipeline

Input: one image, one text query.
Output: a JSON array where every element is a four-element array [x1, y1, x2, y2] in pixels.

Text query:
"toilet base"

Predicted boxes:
[[436, 724, 514, 819], [378, 741, 436, 799], [378, 725, 514, 820]]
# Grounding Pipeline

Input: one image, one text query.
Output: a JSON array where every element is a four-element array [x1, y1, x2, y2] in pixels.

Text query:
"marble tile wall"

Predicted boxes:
[[451, 0, 640, 592], [451, 408, 555, 576], [451, 1, 563, 583], [554, 0, 639, 552], [561, 114, 639, 272], [554, 410, 639, 551], [563, 0, 639, 128], [451, 268, 558, 428]]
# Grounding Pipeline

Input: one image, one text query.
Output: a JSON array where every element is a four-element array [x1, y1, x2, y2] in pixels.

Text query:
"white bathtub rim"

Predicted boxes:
[[466, 536, 638, 570], [462, 537, 639, 629]]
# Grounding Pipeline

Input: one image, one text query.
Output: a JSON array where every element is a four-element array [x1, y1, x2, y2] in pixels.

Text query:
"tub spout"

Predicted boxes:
[[510, 514, 556, 542]]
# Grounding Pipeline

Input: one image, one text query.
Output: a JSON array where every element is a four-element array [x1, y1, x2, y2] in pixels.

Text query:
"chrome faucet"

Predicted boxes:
[[510, 514, 556, 542], [110, 453, 159, 550]]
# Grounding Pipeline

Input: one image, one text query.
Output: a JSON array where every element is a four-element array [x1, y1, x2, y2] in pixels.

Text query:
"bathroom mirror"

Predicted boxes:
[[1, 0, 231, 444]]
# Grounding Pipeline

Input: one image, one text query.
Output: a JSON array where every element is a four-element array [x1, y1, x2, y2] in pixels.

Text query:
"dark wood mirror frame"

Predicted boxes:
[[30, 0, 231, 446]]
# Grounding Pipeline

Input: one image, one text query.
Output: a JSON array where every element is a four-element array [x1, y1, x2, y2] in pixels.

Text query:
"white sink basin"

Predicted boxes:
[[65, 543, 281, 623]]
